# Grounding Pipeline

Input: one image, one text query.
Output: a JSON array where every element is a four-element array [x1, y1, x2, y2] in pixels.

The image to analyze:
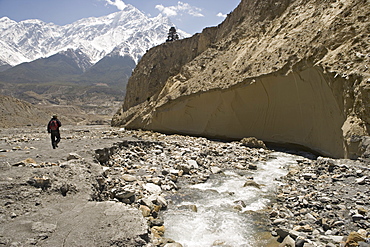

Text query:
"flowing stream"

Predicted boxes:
[[163, 151, 302, 247]]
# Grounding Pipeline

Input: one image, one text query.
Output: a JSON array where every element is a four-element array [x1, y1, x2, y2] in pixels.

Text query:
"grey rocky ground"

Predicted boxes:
[[269, 156, 370, 247], [0, 125, 369, 246]]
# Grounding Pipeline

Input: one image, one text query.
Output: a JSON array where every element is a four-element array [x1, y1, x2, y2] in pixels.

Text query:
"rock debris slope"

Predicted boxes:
[[112, 0, 370, 159], [0, 95, 51, 128]]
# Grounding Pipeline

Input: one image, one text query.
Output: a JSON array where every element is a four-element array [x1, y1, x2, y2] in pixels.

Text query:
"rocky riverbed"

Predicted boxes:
[[0, 125, 369, 246], [269, 155, 370, 247]]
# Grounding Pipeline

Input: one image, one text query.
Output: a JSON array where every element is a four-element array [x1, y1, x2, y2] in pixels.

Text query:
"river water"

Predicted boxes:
[[163, 151, 301, 247]]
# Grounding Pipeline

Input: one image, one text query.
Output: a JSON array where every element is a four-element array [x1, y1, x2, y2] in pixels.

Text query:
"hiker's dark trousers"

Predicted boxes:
[[50, 130, 61, 149]]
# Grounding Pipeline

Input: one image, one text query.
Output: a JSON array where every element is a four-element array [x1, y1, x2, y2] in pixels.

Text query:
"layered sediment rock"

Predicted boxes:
[[112, 0, 370, 159]]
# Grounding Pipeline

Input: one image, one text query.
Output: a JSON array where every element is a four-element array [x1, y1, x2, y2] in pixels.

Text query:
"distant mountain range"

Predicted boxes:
[[0, 4, 189, 124], [0, 4, 189, 70], [0, 4, 189, 85]]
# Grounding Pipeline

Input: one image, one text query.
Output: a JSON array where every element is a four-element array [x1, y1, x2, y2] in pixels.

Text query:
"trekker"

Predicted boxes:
[[47, 115, 62, 149]]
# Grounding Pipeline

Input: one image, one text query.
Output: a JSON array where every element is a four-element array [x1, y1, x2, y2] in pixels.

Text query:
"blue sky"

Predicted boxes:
[[0, 0, 240, 34]]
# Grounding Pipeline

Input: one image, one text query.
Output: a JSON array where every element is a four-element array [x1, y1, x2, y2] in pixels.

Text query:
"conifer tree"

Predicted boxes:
[[166, 27, 179, 42]]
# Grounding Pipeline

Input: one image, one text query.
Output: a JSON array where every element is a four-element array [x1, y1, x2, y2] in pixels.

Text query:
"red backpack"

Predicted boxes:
[[50, 120, 58, 130]]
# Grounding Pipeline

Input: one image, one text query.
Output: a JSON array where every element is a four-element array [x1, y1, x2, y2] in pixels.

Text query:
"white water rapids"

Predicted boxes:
[[163, 151, 302, 247]]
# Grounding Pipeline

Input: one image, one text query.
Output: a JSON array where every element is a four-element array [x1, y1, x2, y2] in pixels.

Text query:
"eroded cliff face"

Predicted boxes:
[[113, 0, 370, 159]]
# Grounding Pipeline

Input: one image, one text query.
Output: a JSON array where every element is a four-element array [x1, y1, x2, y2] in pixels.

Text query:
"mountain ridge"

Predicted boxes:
[[0, 4, 189, 125], [0, 5, 189, 69], [112, 0, 370, 159]]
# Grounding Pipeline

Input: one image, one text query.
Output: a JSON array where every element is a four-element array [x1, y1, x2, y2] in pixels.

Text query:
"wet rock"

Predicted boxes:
[[243, 180, 261, 189], [248, 163, 258, 170], [156, 195, 168, 209], [151, 225, 165, 237], [164, 243, 183, 247], [276, 228, 290, 239], [149, 217, 164, 227], [295, 238, 306, 247], [178, 204, 198, 212], [279, 235, 295, 247]]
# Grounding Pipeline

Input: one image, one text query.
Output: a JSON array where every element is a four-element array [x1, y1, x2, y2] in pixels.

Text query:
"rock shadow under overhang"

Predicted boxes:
[[147, 65, 347, 158]]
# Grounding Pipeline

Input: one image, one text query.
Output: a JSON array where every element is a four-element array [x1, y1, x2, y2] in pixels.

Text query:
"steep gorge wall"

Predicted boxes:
[[145, 64, 345, 157], [113, 0, 370, 159]]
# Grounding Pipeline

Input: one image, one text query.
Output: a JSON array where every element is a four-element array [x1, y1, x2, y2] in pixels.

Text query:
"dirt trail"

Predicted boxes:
[[0, 125, 127, 165], [0, 125, 148, 247]]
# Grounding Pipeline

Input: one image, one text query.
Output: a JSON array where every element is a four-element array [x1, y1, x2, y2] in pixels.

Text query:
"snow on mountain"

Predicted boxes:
[[0, 4, 189, 67]]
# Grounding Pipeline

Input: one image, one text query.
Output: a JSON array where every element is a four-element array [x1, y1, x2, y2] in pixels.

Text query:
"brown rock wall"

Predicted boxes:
[[113, 0, 370, 158]]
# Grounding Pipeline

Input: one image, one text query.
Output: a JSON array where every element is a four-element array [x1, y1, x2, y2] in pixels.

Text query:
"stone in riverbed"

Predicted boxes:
[[156, 195, 168, 209], [248, 163, 258, 170], [151, 225, 165, 237], [139, 205, 151, 217], [357, 207, 368, 215], [273, 218, 287, 225], [210, 166, 222, 174], [293, 225, 313, 232], [240, 137, 267, 149], [302, 173, 316, 180], [352, 214, 365, 222], [243, 180, 261, 189], [356, 176, 367, 185], [295, 238, 306, 247], [276, 228, 290, 239], [279, 235, 295, 247], [187, 160, 198, 169], [144, 183, 162, 194], [164, 243, 183, 247], [178, 204, 198, 212], [115, 191, 135, 200], [122, 174, 137, 182]]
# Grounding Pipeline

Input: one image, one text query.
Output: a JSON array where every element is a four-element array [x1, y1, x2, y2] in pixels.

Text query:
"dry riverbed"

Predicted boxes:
[[0, 125, 369, 247]]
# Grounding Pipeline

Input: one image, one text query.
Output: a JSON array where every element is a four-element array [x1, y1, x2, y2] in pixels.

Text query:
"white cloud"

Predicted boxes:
[[155, 4, 178, 17], [155, 1, 204, 17], [217, 12, 227, 18], [104, 0, 127, 10]]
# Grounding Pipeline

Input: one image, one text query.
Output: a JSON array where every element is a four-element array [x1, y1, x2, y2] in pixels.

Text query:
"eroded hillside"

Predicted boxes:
[[0, 95, 52, 128], [112, 0, 370, 159]]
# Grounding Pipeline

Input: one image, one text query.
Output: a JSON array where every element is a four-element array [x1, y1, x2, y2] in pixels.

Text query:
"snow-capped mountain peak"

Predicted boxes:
[[0, 5, 190, 68]]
